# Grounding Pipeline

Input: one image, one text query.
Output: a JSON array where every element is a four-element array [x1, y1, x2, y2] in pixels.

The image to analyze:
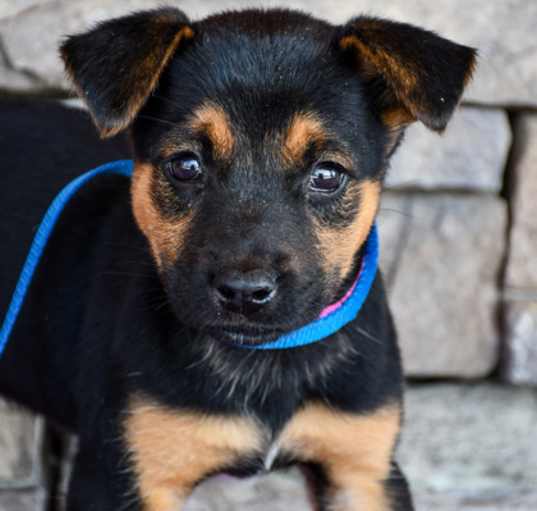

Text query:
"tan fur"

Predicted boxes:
[[188, 103, 235, 159], [381, 107, 415, 132], [283, 112, 327, 166], [124, 393, 398, 511], [340, 34, 417, 95], [315, 179, 381, 281], [340, 34, 419, 125], [381, 107, 414, 153], [341, 33, 415, 145], [131, 162, 192, 266], [280, 403, 400, 511], [463, 55, 478, 88], [125, 395, 265, 511]]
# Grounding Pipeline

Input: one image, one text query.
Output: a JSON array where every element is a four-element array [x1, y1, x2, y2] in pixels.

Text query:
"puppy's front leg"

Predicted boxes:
[[66, 445, 134, 511], [281, 402, 412, 511], [123, 395, 265, 511]]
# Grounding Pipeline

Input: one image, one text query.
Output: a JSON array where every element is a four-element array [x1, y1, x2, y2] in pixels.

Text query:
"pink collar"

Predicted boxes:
[[319, 261, 363, 319]]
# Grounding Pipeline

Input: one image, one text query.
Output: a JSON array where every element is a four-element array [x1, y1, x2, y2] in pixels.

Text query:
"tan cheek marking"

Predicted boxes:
[[282, 112, 327, 166], [188, 103, 235, 159], [315, 179, 381, 280], [280, 403, 400, 511], [131, 162, 192, 267], [124, 395, 265, 511]]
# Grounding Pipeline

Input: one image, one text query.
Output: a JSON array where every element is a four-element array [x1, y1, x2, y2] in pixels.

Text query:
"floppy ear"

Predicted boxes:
[[336, 16, 477, 134], [60, 8, 194, 138]]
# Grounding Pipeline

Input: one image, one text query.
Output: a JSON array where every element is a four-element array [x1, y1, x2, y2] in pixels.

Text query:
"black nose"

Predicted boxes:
[[213, 270, 277, 313]]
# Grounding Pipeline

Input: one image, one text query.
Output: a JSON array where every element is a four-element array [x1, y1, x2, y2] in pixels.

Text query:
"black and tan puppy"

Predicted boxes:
[[0, 7, 476, 511]]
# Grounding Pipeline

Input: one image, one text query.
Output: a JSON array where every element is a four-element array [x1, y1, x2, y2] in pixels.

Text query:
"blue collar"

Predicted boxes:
[[0, 160, 379, 356]]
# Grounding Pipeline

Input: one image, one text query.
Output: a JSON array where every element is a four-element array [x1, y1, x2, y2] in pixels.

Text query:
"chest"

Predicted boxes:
[[124, 395, 400, 510]]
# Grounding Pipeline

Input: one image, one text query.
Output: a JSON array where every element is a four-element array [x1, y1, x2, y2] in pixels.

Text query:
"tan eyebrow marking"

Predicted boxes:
[[282, 112, 328, 166], [188, 102, 235, 159]]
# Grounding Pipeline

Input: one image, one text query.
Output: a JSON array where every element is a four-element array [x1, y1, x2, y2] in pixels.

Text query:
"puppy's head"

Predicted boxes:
[[61, 8, 476, 345]]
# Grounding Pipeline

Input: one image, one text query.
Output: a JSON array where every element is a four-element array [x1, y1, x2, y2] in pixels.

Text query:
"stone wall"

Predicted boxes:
[[1, 1, 536, 510], [0, 401, 47, 511]]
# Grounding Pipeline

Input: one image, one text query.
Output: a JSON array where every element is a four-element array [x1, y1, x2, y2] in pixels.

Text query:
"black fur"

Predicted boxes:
[[1, 7, 477, 510], [337, 16, 477, 131], [60, 8, 194, 137]]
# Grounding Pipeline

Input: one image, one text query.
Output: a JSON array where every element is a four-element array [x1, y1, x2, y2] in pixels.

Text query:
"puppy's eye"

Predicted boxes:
[[166, 152, 202, 182], [309, 162, 347, 193]]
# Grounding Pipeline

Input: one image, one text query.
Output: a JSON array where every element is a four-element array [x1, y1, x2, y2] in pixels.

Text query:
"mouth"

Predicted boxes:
[[207, 324, 286, 346]]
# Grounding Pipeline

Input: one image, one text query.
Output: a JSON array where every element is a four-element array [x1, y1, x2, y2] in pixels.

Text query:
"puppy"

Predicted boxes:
[[0, 7, 476, 511]]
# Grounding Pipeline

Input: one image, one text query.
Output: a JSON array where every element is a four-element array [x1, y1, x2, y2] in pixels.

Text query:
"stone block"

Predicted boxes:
[[386, 107, 511, 192], [378, 193, 507, 377], [398, 384, 537, 510], [185, 469, 310, 511], [0, 488, 47, 511], [0, 399, 46, 510], [0, 399, 44, 485], [0, 488, 48, 511], [0, 48, 40, 92], [0, 1, 52, 20], [413, 490, 537, 511], [502, 300, 537, 385], [377, 194, 409, 289], [505, 114, 537, 290]]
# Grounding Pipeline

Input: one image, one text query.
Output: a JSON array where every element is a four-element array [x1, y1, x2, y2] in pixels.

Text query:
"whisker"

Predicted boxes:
[[378, 207, 414, 220], [354, 325, 383, 345], [98, 271, 156, 278], [138, 114, 178, 128], [152, 93, 184, 110]]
